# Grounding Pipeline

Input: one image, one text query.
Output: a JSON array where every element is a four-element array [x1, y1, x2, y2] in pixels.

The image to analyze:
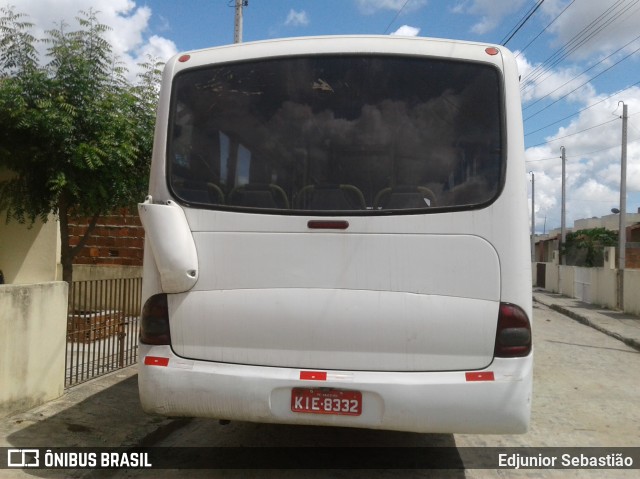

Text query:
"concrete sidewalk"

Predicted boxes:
[[0, 366, 188, 478], [533, 288, 640, 352]]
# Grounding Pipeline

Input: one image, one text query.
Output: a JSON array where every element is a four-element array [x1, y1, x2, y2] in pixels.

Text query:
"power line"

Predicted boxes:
[[516, 0, 575, 57], [383, 0, 413, 34], [528, 118, 619, 148], [525, 80, 640, 137], [521, 0, 628, 86], [525, 136, 640, 162], [501, 0, 545, 46], [523, 30, 640, 112], [521, 0, 638, 89], [523, 41, 640, 122], [525, 155, 561, 163]]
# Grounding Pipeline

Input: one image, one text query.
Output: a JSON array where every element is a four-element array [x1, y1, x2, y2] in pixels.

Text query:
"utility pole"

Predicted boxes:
[[234, 0, 246, 44], [618, 102, 628, 309], [530, 172, 535, 262], [560, 146, 566, 265]]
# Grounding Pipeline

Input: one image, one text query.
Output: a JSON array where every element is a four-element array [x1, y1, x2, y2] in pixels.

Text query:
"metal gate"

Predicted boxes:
[[536, 263, 546, 288], [65, 277, 142, 387], [574, 267, 592, 304]]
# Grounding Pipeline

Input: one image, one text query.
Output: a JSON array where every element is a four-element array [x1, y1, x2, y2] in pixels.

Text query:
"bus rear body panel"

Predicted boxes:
[[138, 35, 532, 434], [171, 231, 500, 371], [139, 344, 532, 434]]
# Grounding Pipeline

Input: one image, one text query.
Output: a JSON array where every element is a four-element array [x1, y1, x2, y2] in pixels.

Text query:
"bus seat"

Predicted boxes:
[[374, 186, 437, 210], [295, 184, 366, 211], [174, 180, 225, 205], [228, 184, 290, 209]]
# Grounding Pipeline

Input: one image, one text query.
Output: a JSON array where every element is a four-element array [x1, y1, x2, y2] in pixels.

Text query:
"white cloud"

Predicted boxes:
[[284, 9, 309, 27], [0, 0, 178, 80], [540, 0, 640, 59], [356, 0, 428, 15], [454, 0, 640, 58], [135, 34, 179, 64], [516, 52, 596, 105], [452, 0, 527, 35], [526, 86, 640, 232], [391, 25, 420, 36], [512, 0, 640, 230]]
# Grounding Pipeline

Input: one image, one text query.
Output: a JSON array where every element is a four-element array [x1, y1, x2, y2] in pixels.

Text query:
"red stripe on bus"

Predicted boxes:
[[300, 371, 327, 381], [465, 372, 495, 382], [144, 356, 169, 367]]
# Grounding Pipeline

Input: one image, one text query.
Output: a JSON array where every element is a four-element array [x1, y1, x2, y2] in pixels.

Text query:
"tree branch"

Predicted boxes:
[[70, 212, 100, 259]]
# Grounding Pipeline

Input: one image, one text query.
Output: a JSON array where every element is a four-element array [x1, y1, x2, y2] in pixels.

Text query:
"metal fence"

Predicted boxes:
[[65, 277, 142, 388]]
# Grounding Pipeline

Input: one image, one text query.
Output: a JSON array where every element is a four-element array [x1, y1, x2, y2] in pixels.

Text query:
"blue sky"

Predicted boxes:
[[146, 0, 486, 48], [3, 0, 639, 232]]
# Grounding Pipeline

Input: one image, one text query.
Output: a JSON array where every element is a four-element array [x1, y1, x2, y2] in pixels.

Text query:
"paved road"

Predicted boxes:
[[457, 300, 640, 478], [88, 301, 640, 479]]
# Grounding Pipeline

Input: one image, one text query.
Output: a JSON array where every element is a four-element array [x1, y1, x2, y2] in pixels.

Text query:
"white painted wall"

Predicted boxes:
[[625, 270, 640, 316], [0, 214, 60, 285], [0, 169, 60, 284], [534, 258, 640, 316], [0, 282, 68, 418]]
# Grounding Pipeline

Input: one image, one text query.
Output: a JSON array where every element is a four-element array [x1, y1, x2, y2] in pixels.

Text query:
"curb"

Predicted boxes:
[[534, 296, 640, 353], [548, 303, 640, 353]]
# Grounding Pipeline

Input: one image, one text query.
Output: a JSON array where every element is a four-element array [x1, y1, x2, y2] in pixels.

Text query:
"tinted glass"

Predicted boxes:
[[168, 55, 503, 213]]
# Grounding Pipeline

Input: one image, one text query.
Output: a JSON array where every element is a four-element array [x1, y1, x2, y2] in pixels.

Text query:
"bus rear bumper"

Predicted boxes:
[[138, 344, 532, 434]]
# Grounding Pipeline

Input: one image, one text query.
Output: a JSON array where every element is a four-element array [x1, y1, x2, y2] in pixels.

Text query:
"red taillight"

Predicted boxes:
[[307, 220, 349, 230], [494, 303, 531, 358], [140, 294, 171, 345]]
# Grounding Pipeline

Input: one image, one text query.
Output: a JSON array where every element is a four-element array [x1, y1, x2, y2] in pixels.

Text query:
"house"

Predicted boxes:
[[534, 209, 640, 269]]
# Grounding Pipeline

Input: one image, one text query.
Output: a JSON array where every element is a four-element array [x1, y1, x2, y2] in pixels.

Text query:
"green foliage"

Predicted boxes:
[[563, 227, 618, 267], [0, 7, 38, 73], [0, 6, 162, 281]]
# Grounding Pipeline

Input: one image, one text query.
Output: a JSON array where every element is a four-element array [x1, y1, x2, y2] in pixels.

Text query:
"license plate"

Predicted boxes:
[[291, 388, 362, 416]]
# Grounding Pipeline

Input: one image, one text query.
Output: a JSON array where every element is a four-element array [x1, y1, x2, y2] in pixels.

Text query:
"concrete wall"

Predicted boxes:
[[71, 264, 142, 282], [0, 214, 60, 285], [534, 250, 640, 316], [592, 267, 618, 310], [0, 169, 60, 284], [624, 270, 640, 316], [559, 266, 575, 298], [0, 282, 68, 418]]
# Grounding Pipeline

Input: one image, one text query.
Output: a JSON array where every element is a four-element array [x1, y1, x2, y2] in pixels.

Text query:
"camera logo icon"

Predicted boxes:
[[7, 449, 40, 468]]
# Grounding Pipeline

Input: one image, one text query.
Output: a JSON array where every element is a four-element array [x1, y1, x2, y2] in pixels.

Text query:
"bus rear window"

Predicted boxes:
[[168, 55, 504, 214]]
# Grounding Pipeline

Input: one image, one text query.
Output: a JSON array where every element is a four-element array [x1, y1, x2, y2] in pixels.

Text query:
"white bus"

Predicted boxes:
[[138, 35, 532, 434]]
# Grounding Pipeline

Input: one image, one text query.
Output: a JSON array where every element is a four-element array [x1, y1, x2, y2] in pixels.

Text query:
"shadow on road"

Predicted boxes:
[[7, 376, 165, 450], [6, 373, 466, 478]]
